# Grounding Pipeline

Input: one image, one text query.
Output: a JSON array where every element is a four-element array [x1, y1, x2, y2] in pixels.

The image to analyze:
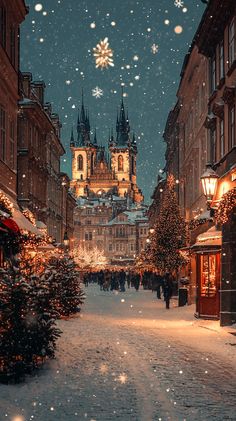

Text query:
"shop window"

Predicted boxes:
[[229, 19, 236, 67], [118, 155, 124, 171], [229, 105, 235, 150], [200, 254, 217, 297]]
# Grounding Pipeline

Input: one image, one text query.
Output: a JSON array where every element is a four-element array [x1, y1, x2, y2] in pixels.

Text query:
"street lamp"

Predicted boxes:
[[200, 163, 219, 208], [63, 231, 69, 248], [149, 228, 154, 234]]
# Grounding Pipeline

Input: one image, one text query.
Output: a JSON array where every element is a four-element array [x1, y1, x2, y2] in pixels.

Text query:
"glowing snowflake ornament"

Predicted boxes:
[[151, 44, 159, 54], [92, 86, 104, 98], [93, 37, 114, 69], [174, 0, 184, 7]]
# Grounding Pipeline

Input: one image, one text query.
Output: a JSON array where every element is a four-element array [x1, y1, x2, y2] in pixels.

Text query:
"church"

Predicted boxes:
[[70, 93, 144, 203]]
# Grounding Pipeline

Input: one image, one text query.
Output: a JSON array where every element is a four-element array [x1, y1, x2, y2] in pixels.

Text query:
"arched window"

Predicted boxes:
[[118, 154, 124, 171], [77, 154, 83, 171]]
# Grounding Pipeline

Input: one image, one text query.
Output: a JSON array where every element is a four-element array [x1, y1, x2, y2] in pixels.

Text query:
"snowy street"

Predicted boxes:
[[1, 284, 236, 421]]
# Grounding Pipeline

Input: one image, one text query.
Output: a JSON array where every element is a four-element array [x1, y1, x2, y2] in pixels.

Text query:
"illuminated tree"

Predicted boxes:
[[73, 246, 108, 270], [151, 175, 187, 272]]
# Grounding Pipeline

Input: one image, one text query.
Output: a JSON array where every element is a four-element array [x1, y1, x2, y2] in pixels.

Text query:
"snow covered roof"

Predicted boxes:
[[192, 226, 222, 249]]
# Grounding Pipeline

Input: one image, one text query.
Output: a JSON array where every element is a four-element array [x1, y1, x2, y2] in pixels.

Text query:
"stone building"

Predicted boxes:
[[74, 196, 148, 266], [71, 93, 146, 264], [70, 94, 143, 203], [0, 0, 28, 199], [17, 72, 76, 243], [160, 0, 236, 325]]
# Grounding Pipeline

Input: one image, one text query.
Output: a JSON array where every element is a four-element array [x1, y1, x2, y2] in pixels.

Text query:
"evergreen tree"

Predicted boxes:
[[0, 267, 61, 383], [151, 175, 187, 272]]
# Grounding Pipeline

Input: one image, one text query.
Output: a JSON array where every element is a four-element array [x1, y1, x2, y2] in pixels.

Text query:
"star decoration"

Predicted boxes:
[[93, 37, 114, 69]]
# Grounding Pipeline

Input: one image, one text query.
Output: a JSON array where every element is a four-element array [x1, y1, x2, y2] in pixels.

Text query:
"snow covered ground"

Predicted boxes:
[[1, 284, 236, 421]]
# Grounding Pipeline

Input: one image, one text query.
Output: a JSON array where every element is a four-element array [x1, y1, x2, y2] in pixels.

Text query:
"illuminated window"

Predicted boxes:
[[200, 254, 217, 297], [77, 154, 83, 170], [118, 155, 124, 171]]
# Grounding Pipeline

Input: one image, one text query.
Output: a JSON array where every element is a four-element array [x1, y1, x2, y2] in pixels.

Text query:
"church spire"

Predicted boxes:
[[116, 88, 130, 146], [77, 90, 91, 146], [70, 127, 75, 147]]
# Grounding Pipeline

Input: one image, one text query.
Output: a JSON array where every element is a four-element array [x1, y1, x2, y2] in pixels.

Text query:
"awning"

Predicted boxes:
[[192, 226, 222, 249], [0, 189, 42, 236]]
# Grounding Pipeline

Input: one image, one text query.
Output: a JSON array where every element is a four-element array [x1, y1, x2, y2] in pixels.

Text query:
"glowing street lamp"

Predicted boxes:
[[63, 231, 69, 248], [200, 163, 219, 207]]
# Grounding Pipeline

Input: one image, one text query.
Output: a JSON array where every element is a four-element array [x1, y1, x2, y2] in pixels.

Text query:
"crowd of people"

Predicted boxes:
[[82, 269, 176, 309]]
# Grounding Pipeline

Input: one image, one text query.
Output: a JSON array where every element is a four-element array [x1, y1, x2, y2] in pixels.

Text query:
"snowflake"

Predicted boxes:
[[151, 44, 159, 54], [174, 0, 184, 7], [92, 86, 104, 98], [93, 37, 114, 69]]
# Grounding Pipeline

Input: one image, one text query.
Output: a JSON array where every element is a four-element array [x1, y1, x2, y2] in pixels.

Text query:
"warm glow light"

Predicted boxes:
[[201, 164, 219, 202]]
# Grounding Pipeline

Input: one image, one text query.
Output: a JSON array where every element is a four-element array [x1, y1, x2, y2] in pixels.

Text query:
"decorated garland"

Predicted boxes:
[[216, 187, 236, 225], [22, 209, 36, 226], [188, 218, 208, 231], [0, 192, 13, 218]]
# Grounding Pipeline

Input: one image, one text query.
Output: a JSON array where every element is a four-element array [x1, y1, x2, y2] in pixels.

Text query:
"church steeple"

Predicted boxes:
[[70, 127, 75, 147], [77, 91, 91, 146], [116, 89, 130, 146]]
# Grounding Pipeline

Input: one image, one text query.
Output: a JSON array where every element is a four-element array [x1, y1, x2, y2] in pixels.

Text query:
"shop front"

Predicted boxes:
[[192, 226, 222, 319]]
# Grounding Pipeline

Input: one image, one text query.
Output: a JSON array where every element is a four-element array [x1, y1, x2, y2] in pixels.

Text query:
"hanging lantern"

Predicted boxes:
[[201, 163, 219, 204]]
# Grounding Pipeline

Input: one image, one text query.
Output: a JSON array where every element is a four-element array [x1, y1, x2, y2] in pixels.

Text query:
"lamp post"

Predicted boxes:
[[63, 231, 69, 254], [200, 163, 219, 210]]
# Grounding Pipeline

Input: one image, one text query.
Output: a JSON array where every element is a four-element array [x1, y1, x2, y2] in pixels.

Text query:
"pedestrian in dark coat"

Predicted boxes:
[[156, 272, 163, 299], [119, 269, 126, 292], [134, 272, 140, 291], [163, 272, 173, 309]]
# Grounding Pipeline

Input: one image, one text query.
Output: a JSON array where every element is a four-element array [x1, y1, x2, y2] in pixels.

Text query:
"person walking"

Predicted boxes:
[[163, 272, 173, 309], [156, 272, 163, 299]]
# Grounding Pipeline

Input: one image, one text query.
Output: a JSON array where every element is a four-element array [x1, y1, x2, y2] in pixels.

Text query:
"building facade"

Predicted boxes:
[[71, 94, 147, 264], [70, 94, 143, 203], [17, 72, 76, 244], [161, 0, 236, 325], [0, 0, 28, 199]]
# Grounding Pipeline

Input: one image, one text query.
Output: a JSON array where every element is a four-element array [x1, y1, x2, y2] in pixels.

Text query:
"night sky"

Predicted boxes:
[[21, 0, 206, 203]]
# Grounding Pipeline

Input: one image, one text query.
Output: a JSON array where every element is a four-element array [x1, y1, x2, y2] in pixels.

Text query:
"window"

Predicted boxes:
[[200, 254, 218, 297], [86, 209, 92, 215], [109, 243, 113, 251], [0, 106, 6, 162], [0, 7, 6, 49], [210, 55, 216, 93], [220, 119, 224, 157], [77, 154, 83, 170], [118, 154, 124, 171], [219, 41, 224, 80], [210, 128, 217, 164], [109, 228, 112, 235], [85, 232, 92, 241], [229, 20, 236, 66], [86, 220, 91, 225], [116, 243, 119, 251], [130, 243, 134, 251], [229, 106, 235, 150], [10, 121, 15, 169], [10, 27, 16, 67]]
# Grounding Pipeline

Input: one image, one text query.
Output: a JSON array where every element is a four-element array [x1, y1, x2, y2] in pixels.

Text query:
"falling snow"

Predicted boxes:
[[92, 86, 104, 98]]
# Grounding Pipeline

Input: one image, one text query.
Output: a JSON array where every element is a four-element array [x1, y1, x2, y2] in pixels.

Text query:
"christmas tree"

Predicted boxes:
[[150, 175, 187, 272], [0, 267, 61, 383]]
